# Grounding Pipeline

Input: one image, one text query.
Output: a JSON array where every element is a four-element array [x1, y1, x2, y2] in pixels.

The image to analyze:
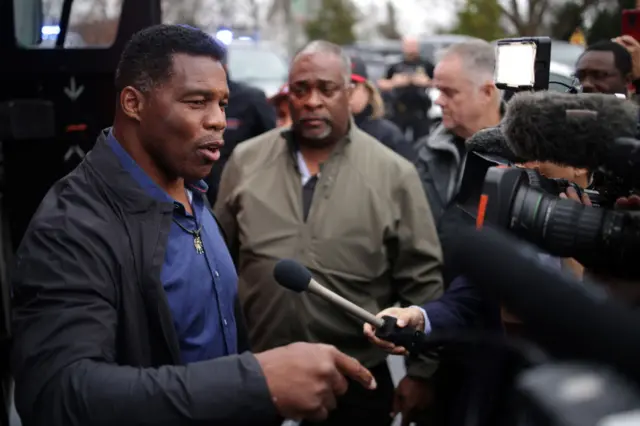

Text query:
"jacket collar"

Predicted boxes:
[[281, 119, 355, 172], [424, 100, 508, 158], [353, 105, 373, 127], [423, 124, 463, 166], [84, 128, 174, 214]]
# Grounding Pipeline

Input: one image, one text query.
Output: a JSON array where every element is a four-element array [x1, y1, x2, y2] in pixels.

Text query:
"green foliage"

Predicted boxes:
[[549, 2, 585, 41], [587, 0, 636, 44], [378, 1, 401, 40], [449, 0, 508, 41], [304, 0, 358, 46]]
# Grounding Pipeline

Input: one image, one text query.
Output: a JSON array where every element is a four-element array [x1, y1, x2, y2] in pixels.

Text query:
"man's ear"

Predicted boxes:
[[482, 82, 497, 103], [119, 86, 145, 122]]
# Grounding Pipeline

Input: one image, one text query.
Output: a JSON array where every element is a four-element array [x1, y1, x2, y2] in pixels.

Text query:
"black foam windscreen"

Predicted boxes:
[[466, 126, 523, 164], [273, 259, 312, 293], [502, 92, 638, 169]]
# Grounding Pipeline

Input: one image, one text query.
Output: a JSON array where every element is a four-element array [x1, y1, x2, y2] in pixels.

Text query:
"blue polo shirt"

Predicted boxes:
[[108, 131, 238, 363]]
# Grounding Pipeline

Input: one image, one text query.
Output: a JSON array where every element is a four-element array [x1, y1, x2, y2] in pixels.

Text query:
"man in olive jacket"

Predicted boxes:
[[215, 40, 443, 426]]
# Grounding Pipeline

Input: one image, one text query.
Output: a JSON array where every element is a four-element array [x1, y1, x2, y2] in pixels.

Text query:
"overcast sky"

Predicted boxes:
[[66, 0, 459, 36], [352, 0, 457, 35]]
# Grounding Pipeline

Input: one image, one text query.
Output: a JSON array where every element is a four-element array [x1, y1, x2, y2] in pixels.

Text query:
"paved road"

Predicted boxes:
[[388, 355, 408, 426]]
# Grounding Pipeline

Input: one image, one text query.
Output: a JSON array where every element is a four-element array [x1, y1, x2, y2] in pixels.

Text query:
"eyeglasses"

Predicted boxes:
[[573, 69, 619, 82]]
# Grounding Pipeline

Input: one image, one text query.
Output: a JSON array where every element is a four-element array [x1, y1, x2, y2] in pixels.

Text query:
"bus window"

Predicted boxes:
[[12, 0, 43, 47], [13, 0, 123, 49]]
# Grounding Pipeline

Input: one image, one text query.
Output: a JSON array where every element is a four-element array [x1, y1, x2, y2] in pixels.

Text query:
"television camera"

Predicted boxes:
[[449, 37, 640, 279]]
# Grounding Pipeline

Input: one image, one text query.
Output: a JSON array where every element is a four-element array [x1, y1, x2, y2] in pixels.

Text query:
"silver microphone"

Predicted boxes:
[[273, 259, 384, 328]]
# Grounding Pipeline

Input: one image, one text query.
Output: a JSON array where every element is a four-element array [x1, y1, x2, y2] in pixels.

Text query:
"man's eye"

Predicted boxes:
[[219, 102, 228, 109], [290, 85, 308, 96], [186, 99, 206, 106], [320, 85, 340, 96]]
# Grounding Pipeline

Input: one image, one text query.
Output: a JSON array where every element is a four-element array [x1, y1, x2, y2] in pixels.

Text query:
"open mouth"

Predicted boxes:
[[198, 145, 221, 162]]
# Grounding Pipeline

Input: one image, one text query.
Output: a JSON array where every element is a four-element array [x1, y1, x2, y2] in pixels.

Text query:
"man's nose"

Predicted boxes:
[[435, 93, 445, 107], [304, 89, 323, 109], [205, 106, 226, 131], [580, 77, 597, 93]]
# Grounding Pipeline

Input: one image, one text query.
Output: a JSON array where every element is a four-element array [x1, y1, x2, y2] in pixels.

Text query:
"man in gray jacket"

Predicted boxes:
[[416, 40, 503, 224]]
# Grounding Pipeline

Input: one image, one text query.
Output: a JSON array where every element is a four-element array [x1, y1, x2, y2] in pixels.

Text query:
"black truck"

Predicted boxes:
[[0, 1, 162, 423]]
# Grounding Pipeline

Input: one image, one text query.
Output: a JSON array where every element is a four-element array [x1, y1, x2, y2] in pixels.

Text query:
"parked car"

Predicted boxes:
[[548, 61, 578, 92], [549, 40, 584, 69], [417, 34, 484, 63], [225, 40, 289, 98], [347, 35, 483, 76]]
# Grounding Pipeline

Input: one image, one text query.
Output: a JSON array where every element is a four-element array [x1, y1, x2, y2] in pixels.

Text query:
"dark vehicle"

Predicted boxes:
[[342, 47, 389, 82], [1, 0, 162, 423], [417, 34, 483, 63], [346, 35, 484, 81], [343, 40, 403, 82]]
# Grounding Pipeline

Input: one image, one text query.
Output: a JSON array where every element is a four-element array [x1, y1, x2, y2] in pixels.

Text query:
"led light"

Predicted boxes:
[[41, 25, 60, 35], [215, 29, 233, 45]]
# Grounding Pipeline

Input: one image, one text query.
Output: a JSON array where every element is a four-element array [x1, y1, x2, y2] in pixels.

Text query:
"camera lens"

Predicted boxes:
[[509, 186, 604, 257]]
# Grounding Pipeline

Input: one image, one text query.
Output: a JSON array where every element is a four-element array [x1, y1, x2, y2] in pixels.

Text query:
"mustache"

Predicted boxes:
[[298, 116, 331, 123]]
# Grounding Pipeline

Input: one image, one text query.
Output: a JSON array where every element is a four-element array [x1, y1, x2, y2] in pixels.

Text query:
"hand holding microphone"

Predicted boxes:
[[362, 307, 426, 356], [273, 259, 435, 356]]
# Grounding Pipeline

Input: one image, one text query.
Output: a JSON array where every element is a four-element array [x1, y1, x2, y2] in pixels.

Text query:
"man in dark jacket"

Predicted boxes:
[[379, 37, 434, 141], [414, 40, 502, 224], [350, 55, 417, 162], [206, 51, 277, 205], [10, 24, 375, 426]]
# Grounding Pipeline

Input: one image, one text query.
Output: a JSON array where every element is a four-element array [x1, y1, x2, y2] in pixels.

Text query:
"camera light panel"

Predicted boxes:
[[495, 42, 537, 89]]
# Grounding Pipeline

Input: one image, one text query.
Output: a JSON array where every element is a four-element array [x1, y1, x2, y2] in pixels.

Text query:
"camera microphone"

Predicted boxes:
[[273, 259, 435, 356], [502, 92, 638, 170], [465, 126, 523, 164]]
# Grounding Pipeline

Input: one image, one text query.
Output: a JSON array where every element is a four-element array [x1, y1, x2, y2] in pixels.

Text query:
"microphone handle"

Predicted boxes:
[[375, 315, 440, 357], [308, 279, 385, 328], [308, 280, 438, 356]]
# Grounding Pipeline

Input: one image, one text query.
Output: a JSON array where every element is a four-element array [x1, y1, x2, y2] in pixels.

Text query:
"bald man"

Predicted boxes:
[[380, 36, 434, 140]]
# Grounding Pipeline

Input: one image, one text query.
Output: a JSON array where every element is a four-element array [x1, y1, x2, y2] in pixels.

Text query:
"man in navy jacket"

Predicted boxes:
[[11, 24, 375, 426]]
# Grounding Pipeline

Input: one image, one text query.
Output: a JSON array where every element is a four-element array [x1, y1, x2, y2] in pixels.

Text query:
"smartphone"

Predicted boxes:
[[622, 9, 640, 42]]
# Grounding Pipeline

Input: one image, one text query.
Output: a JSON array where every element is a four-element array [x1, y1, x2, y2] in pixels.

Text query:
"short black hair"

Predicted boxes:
[[114, 24, 227, 93], [580, 41, 633, 76]]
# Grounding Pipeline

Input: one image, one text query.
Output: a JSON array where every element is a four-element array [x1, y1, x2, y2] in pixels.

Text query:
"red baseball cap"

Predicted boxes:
[[350, 56, 368, 83]]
